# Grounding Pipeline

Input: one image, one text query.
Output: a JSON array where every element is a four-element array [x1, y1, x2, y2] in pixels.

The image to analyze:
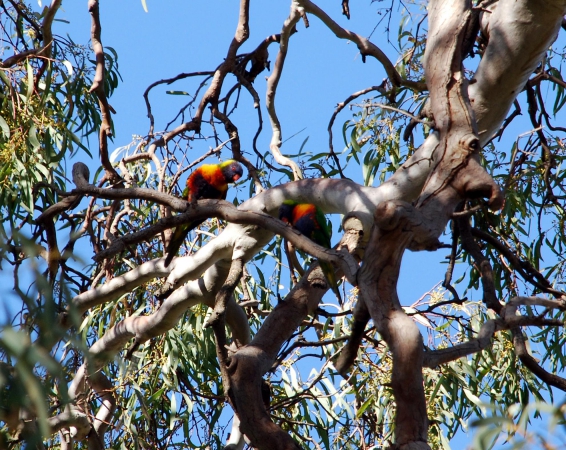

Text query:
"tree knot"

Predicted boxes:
[[459, 134, 480, 153]]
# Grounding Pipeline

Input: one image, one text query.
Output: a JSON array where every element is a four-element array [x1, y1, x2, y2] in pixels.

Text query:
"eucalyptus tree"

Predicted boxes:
[[1, 0, 566, 449]]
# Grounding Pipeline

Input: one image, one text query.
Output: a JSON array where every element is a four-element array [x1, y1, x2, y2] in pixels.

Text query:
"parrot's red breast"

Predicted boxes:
[[164, 160, 243, 268], [186, 164, 228, 202], [291, 204, 318, 229]]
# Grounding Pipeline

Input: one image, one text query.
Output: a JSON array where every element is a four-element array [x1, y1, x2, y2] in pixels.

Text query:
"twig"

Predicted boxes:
[[341, 0, 350, 19], [456, 217, 502, 314], [327, 84, 387, 179], [442, 217, 462, 302], [142, 71, 214, 136], [471, 227, 564, 297], [360, 101, 432, 124]]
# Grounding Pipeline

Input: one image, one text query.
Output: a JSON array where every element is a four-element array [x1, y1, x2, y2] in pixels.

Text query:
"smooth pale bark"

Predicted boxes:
[[352, 2, 486, 446], [350, 0, 564, 448], [357, 214, 429, 448], [472, 0, 566, 142]]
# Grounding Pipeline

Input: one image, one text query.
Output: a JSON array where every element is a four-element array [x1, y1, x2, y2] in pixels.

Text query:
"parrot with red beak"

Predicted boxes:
[[164, 160, 243, 267]]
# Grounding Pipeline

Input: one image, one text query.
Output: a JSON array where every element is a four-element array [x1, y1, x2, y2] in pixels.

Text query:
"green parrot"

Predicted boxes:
[[279, 200, 342, 303], [164, 160, 243, 267]]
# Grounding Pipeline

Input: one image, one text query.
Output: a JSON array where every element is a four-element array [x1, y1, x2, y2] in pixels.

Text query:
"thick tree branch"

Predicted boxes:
[[206, 258, 245, 434], [471, 0, 566, 143], [91, 200, 358, 285], [357, 211, 429, 449]]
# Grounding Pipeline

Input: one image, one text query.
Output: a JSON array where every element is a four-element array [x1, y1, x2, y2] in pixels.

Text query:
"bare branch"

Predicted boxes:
[[227, 230, 358, 449], [38, 0, 62, 57], [87, 0, 121, 184], [341, 0, 350, 19], [206, 258, 245, 413], [457, 217, 502, 313], [298, 0, 427, 92], [91, 199, 358, 285], [0, 48, 42, 68], [266, 3, 303, 180], [0, 0, 61, 67], [512, 329, 566, 391], [423, 319, 497, 368], [471, 227, 565, 298], [142, 71, 214, 136]]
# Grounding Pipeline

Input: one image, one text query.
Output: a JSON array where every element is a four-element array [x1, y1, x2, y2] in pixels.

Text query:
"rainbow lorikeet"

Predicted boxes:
[[279, 200, 342, 303], [164, 160, 243, 267]]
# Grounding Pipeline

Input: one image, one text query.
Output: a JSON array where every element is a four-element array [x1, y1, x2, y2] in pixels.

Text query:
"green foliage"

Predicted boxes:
[[107, 306, 227, 448], [0, 264, 74, 448], [0, 4, 120, 259], [471, 401, 566, 449]]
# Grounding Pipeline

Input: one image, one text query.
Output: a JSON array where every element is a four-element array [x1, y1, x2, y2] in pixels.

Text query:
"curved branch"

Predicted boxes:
[[88, 0, 121, 184], [67, 162, 187, 210], [423, 319, 497, 368], [38, 0, 62, 57], [227, 225, 360, 449], [0, 0, 61, 67], [512, 328, 566, 391], [47, 411, 90, 436], [65, 257, 254, 446], [265, 3, 303, 180], [471, 0, 566, 143], [142, 71, 214, 136], [0, 48, 42, 68], [69, 163, 430, 319], [327, 84, 387, 179], [298, 0, 427, 92], [207, 258, 245, 420], [92, 199, 359, 285], [424, 295, 566, 368]]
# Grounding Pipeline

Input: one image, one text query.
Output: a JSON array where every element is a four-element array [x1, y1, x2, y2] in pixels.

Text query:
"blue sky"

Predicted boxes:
[[52, 0, 449, 300], [45, 0, 451, 309]]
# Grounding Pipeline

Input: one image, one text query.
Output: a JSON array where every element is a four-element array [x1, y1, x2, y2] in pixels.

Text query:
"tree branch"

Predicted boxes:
[[87, 0, 121, 184], [327, 84, 387, 179], [265, 2, 303, 180], [298, 0, 426, 92]]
